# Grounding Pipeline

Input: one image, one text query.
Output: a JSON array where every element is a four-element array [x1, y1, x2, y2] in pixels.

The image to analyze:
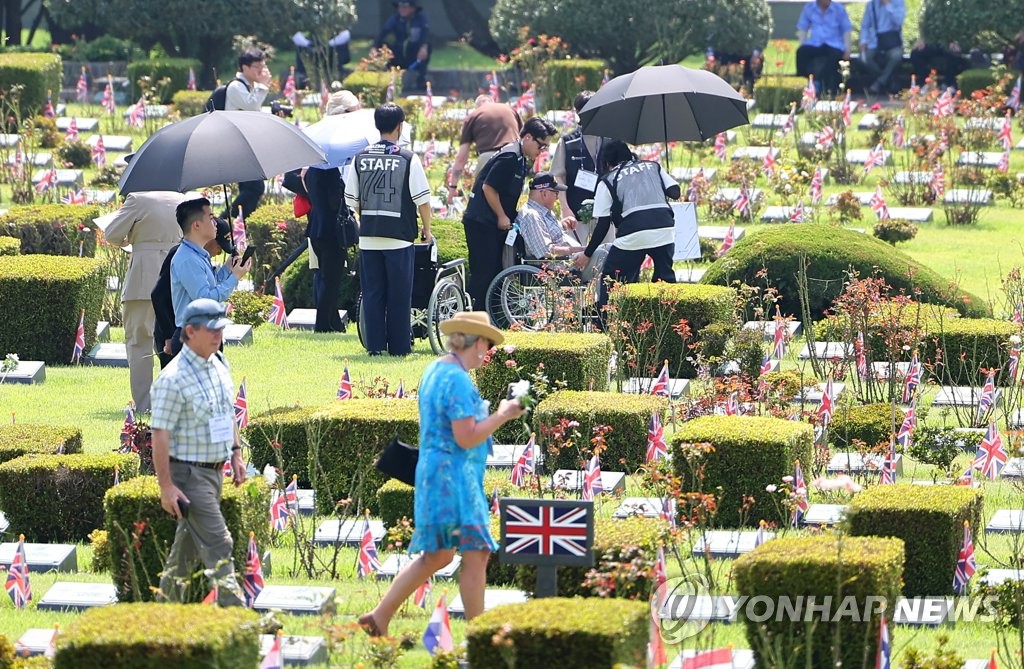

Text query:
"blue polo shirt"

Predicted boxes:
[[169, 239, 237, 327], [797, 1, 853, 51]]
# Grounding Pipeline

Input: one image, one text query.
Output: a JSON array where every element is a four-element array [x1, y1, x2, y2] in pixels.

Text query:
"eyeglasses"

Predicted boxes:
[[531, 136, 549, 151]]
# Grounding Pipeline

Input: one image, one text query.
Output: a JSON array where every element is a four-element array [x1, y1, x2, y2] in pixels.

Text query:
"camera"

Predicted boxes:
[[271, 100, 294, 118]]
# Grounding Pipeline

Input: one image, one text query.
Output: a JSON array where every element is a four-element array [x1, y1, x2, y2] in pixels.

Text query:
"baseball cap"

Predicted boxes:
[[214, 217, 236, 255], [530, 172, 568, 191], [326, 90, 361, 115], [182, 298, 231, 330]]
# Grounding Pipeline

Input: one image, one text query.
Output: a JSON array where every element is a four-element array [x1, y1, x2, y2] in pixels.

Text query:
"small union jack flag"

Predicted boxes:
[[879, 442, 897, 485], [903, 351, 921, 403], [817, 377, 834, 429], [909, 74, 920, 97], [423, 81, 435, 119], [817, 125, 836, 151], [120, 402, 136, 450], [793, 460, 809, 525], [892, 114, 906, 148], [856, 331, 869, 380], [127, 97, 146, 128], [788, 199, 806, 223], [283, 67, 297, 106], [801, 75, 817, 110], [187, 67, 197, 91], [61, 188, 87, 205], [422, 136, 436, 169], [582, 454, 603, 501], [1008, 75, 1022, 112], [648, 547, 669, 666], [357, 516, 381, 578], [386, 72, 396, 102], [413, 577, 432, 608], [777, 103, 796, 138], [488, 70, 500, 100], [659, 497, 676, 528], [646, 411, 667, 463], [76, 68, 89, 103], [642, 143, 663, 163], [714, 132, 727, 162], [504, 502, 590, 556], [683, 648, 733, 669], [930, 162, 945, 201], [952, 522, 976, 595], [863, 142, 885, 174], [92, 135, 107, 169], [395, 379, 405, 398], [422, 593, 453, 655], [870, 184, 890, 220], [260, 632, 283, 669], [65, 117, 79, 141], [490, 485, 500, 515], [267, 277, 288, 328], [840, 89, 852, 128], [977, 371, 997, 422], [809, 166, 824, 204], [877, 614, 891, 669], [932, 87, 955, 117], [71, 309, 86, 363], [998, 149, 1010, 173], [5, 536, 30, 608], [974, 422, 1007, 479], [896, 398, 916, 450], [754, 519, 769, 548], [1008, 342, 1021, 384], [724, 391, 739, 416], [999, 111, 1014, 151], [234, 377, 249, 429], [731, 189, 750, 219], [759, 354, 773, 378], [718, 220, 737, 255], [761, 148, 776, 176], [243, 532, 264, 607], [514, 85, 536, 114], [337, 365, 352, 400], [101, 80, 116, 115], [510, 435, 535, 487], [36, 168, 57, 193], [651, 360, 670, 397], [269, 489, 290, 531], [533, 146, 549, 174], [43, 93, 55, 119]]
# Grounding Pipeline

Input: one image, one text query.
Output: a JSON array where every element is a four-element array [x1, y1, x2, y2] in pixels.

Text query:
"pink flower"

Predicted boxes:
[[504, 360, 517, 368], [275, 220, 288, 230], [870, 103, 881, 111], [781, 475, 794, 483], [503, 344, 517, 354]]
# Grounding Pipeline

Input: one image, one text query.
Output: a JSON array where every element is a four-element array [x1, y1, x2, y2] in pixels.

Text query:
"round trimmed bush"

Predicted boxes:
[[829, 402, 900, 450], [700, 225, 988, 319]]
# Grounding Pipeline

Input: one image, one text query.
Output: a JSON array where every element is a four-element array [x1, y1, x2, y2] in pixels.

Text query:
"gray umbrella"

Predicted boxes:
[[118, 111, 327, 194], [578, 64, 749, 144]]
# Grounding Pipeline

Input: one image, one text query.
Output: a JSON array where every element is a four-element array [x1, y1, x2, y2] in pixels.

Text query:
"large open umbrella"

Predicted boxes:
[[303, 108, 380, 170], [118, 111, 326, 194], [578, 64, 749, 145]]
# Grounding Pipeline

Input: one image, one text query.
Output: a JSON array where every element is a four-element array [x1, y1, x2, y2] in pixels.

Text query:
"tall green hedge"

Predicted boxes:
[[126, 58, 201, 102], [104, 476, 271, 603], [243, 404, 318, 488], [829, 402, 899, 450], [701, 225, 988, 319], [0, 205, 102, 256], [55, 602, 259, 669], [919, 317, 1018, 386], [733, 535, 905, 669], [0, 453, 138, 542], [0, 53, 62, 117], [171, 90, 209, 118], [534, 390, 668, 471], [431, 216, 470, 265], [847, 483, 984, 596], [0, 423, 82, 463], [753, 76, 805, 114], [280, 248, 359, 313], [466, 597, 648, 669], [341, 71, 401, 109], [671, 415, 814, 528], [543, 59, 606, 111], [607, 282, 735, 378], [0, 255, 105, 365], [245, 203, 309, 290]]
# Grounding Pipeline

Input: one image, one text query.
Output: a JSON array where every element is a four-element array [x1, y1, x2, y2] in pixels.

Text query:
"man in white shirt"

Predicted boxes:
[[223, 48, 272, 219]]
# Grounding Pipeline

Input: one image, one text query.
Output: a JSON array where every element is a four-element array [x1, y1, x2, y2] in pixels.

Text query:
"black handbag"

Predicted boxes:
[[374, 434, 419, 486], [871, 0, 902, 51], [336, 200, 359, 251]]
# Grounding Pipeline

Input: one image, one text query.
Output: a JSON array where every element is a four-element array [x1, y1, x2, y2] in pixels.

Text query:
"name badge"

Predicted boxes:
[[574, 170, 598, 192], [505, 228, 519, 246], [209, 413, 234, 443]]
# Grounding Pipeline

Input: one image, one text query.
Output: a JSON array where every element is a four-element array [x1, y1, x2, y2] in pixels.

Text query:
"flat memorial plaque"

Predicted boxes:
[[892, 171, 931, 185], [761, 206, 808, 222], [751, 113, 791, 129], [932, 386, 1000, 408], [55, 103, 65, 116], [376, 553, 461, 580], [486, 443, 544, 469], [1002, 458, 1024, 478], [612, 497, 671, 520], [721, 358, 777, 376], [963, 117, 1001, 131], [796, 381, 846, 404], [712, 188, 762, 204], [670, 649, 754, 669], [624, 377, 690, 398], [845, 149, 891, 165], [36, 582, 116, 611], [731, 146, 780, 162], [258, 634, 328, 666], [14, 629, 55, 657], [294, 488, 315, 515], [798, 131, 818, 147], [980, 569, 1024, 586], [313, 519, 385, 546], [802, 503, 847, 526], [1, 360, 45, 384], [858, 113, 880, 129], [95, 322, 110, 345], [142, 105, 169, 119], [691, 530, 774, 559], [893, 597, 952, 626], [448, 588, 528, 618], [986, 509, 1024, 534], [670, 167, 717, 182], [286, 308, 349, 331], [440, 108, 469, 121], [1018, 137, 1024, 150], [85, 342, 128, 368], [698, 225, 745, 242], [826, 452, 903, 476], [674, 268, 706, 283], [0, 542, 76, 572], [252, 585, 335, 615], [223, 323, 253, 346], [0, 133, 20, 147], [944, 189, 992, 205], [32, 169, 82, 187], [551, 470, 626, 494], [107, 276, 120, 292], [798, 341, 852, 359], [956, 151, 1002, 167], [83, 189, 117, 205], [815, 100, 858, 114], [56, 117, 99, 132], [743, 320, 803, 340], [659, 594, 737, 623], [86, 134, 133, 152], [888, 207, 933, 222]]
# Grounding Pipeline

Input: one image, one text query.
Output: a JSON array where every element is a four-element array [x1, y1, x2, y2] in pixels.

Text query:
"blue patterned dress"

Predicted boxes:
[[409, 358, 498, 553]]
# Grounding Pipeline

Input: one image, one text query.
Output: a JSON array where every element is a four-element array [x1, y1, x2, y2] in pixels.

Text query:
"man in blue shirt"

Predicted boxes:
[[374, 0, 431, 91], [169, 198, 250, 354], [796, 0, 853, 95], [859, 0, 906, 95]]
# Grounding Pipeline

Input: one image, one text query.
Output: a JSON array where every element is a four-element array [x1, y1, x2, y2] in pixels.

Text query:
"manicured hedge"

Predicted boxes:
[[753, 75, 805, 114], [466, 597, 648, 669], [701, 225, 988, 319], [847, 483, 984, 596], [0, 205, 102, 256], [0, 255, 105, 365], [0, 53, 62, 117], [104, 476, 271, 603], [342, 71, 401, 109], [733, 535, 904, 669], [0, 453, 138, 542], [171, 90, 209, 118], [126, 58, 201, 102], [534, 391, 668, 471], [919, 317, 1018, 386], [431, 216, 470, 264], [244, 203, 308, 289], [0, 236, 18, 256], [0, 423, 82, 463], [280, 248, 359, 314], [957, 68, 997, 96], [544, 59, 606, 111], [829, 402, 899, 450], [671, 415, 814, 528], [225, 290, 274, 328], [607, 282, 735, 378], [244, 404, 318, 488], [55, 602, 259, 669]]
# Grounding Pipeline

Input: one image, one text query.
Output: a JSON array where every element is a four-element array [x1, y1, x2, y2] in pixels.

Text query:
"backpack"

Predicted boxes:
[[204, 76, 250, 112]]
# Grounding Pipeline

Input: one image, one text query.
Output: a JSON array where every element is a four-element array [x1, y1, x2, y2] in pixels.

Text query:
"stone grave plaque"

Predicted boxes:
[[487, 443, 543, 469], [721, 358, 777, 376], [299, 92, 321, 107], [612, 497, 672, 520], [802, 504, 848, 526], [980, 569, 1024, 586], [36, 582, 117, 611], [286, 308, 349, 331], [659, 594, 737, 623], [691, 530, 774, 559], [258, 634, 328, 666], [888, 207, 933, 222], [86, 135, 133, 152], [85, 342, 129, 368], [870, 361, 911, 381], [14, 629, 55, 657], [845, 149, 890, 165], [223, 323, 253, 346], [550, 470, 625, 495], [956, 151, 1002, 167], [376, 553, 461, 580], [798, 131, 818, 147], [712, 188, 762, 204], [56, 117, 99, 132], [731, 146, 780, 162], [826, 191, 874, 206], [95, 321, 110, 342], [892, 171, 932, 185], [1, 360, 45, 384], [944, 189, 992, 205], [751, 113, 791, 129], [698, 225, 745, 242], [142, 105, 169, 119], [441, 108, 469, 121], [743, 320, 803, 340], [84, 189, 117, 205], [670, 649, 754, 669], [964, 117, 1001, 131], [986, 509, 1024, 534], [0, 133, 20, 147], [55, 104, 65, 116], [670, 167, 717, 182], [448, 588, 529, 618], [313, 519, 385, 546], [815, 100, 858, 114], [252, 585, 336, 615], [893, 597, 952, 626], [1003, 458, 1024, 478], [932, 386, 1000, 408], [0, 512, 7, 533], [25, 152, 53, 167], [796, 382, 846, 404], [32, 169, 82, 187], [624, 377, 690, 399], [826, 452, 903, 476], [798, 341, 852, 360], [674, 268, 706, 283], [413, 139, 452, 155], [294, 488, 315, 515], [0, 542, 77, 572], [857, 113, 880, 129], [760, 206, 809, 222]]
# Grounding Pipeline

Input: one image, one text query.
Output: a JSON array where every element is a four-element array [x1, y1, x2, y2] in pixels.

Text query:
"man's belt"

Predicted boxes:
[[169, 456, 224, 470]]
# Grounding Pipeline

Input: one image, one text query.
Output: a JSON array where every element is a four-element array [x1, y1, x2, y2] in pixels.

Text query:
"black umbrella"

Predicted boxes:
[[118, 111, 326, 194], [578, 64, 749, 145]]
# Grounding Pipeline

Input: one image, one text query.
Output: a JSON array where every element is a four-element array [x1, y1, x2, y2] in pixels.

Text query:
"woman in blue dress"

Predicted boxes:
[[360, 311, 524, 636]]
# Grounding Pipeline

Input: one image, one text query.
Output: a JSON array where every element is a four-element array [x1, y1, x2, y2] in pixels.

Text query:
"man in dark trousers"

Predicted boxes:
[[345, 103, 432, 355], [461, 116, 557, 312], [374, 0, 431, 90]]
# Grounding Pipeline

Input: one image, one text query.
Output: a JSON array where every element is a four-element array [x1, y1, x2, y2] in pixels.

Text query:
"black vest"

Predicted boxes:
[[352, 141, 418, 242], [561, 129, 601, 215], [603, 160, 674, 237]]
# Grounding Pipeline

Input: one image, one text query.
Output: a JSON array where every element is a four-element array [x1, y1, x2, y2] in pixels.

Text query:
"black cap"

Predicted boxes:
[[530, 172, 568, 191], [214, 217, 236, 255]]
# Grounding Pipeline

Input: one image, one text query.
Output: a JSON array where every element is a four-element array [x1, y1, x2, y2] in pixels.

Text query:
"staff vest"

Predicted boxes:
[[603, 159, 674, 237], [352, 141, 418, 242]]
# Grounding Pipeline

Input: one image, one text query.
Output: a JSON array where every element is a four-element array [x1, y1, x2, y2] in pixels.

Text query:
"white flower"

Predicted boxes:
[[1011, 335, 1022, 345], [765, 484, 777, 493], [509, 380, 531, 399]]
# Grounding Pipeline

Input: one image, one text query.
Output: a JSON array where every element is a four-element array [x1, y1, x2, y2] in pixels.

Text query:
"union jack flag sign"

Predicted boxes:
[[499, 499, 594, 567]]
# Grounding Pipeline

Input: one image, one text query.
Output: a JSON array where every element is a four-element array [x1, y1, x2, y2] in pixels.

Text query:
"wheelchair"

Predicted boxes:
[[355, 241, 470, 354]]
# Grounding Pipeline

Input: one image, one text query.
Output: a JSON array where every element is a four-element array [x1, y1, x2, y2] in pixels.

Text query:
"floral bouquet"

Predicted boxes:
[[508, 379, 537, 413], [575, 199, 595, 225]]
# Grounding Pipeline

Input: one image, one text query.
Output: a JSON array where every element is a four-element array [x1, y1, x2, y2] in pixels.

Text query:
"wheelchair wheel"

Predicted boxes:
[[427, 278, 469, 354], [355, 292, 368, 351], [485, 265, 548, 331]]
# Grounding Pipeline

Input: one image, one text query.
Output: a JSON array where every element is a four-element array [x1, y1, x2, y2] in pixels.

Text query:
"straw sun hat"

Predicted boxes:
[[438, 312, 504, 346]]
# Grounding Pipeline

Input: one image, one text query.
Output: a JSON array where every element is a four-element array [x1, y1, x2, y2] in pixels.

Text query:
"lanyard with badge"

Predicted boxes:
[[573, 135, 600, 192], [183, 354, 234, 443]]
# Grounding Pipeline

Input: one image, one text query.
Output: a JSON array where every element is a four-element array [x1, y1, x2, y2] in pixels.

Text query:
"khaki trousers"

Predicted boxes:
[[123, 299, 156, 413]]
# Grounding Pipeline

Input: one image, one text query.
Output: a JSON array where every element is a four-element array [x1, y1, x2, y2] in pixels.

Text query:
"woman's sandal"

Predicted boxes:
[[358, 613, 385, 637]]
